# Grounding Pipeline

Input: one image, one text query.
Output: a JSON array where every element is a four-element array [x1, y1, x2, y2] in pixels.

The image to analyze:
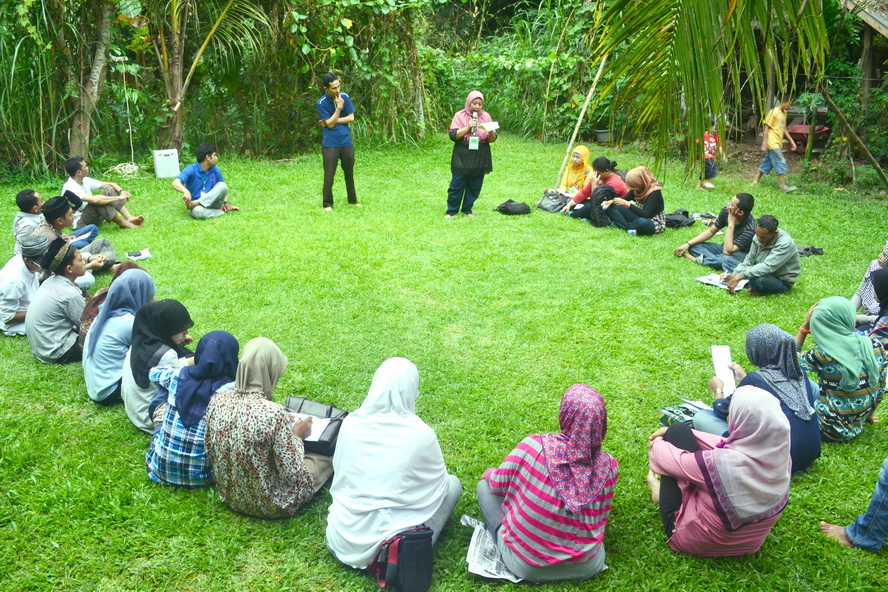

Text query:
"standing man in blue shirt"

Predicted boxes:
[[317, 72, 359, 211], [172, 143, 239, 219]]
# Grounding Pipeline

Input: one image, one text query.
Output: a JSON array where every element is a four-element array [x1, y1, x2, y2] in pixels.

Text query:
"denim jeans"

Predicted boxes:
[[688, 242, 744, 273], [606, 205, 656, 235], [748, 275, 792, 294], [447, 173, 484, 215], [68, 224, 98, 250], [845, 457, 888, 552], [692, 409, 729, 437], [758, 148, 788, 175]]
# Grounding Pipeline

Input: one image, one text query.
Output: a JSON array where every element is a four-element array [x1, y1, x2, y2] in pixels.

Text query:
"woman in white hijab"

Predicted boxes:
[[326, 357, 462, 569]]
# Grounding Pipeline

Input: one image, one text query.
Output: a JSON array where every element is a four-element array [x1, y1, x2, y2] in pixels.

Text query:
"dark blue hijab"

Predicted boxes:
[[175, 331, 239, 428]]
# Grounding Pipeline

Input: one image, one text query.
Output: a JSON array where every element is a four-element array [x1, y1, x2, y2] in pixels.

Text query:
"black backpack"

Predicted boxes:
[[496, 199, 531, 215]]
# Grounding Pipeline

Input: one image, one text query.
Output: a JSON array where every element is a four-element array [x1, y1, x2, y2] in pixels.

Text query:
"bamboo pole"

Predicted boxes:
[[555, 54, 608, 187], [820, 83, 888, 191]]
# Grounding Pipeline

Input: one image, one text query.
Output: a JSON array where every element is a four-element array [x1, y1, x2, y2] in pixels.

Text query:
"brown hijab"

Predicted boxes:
[[624, 166, 660, 201]]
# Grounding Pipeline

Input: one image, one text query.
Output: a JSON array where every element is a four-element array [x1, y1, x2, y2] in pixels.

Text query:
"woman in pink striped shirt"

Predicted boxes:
[[477, 384, 618, 582]]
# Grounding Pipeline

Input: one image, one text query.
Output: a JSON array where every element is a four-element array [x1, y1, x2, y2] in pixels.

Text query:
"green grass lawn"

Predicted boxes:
[[1, 134, 887, 591]]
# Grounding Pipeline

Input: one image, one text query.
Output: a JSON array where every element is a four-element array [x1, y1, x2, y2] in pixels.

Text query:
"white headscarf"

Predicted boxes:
[[326, 358, 450, 568]]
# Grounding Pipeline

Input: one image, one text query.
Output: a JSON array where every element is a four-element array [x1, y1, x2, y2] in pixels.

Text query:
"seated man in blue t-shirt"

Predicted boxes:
[[172, 143, 239, 219]]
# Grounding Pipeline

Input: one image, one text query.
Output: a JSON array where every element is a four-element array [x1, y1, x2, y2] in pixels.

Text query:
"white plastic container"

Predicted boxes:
[[152, 149, 180, 178]]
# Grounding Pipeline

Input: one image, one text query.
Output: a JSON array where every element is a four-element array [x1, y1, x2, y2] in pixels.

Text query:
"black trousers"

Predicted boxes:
[[659, 422, 700, 537], [322, 145, 357, 207]]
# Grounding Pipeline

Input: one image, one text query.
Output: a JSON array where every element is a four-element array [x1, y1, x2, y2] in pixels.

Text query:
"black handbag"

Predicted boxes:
[[495, 199, 531, 215], [368, 526, 434, 592], [536, 190, 570, 213], [283, 396, 348, 456]]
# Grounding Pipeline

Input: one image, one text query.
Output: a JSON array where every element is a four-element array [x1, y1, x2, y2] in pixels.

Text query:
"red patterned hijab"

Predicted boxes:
[[541, 384, 612, 513]]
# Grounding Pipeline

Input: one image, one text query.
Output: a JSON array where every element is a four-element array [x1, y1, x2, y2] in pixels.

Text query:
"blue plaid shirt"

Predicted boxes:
[[145, 366, 233, 487]]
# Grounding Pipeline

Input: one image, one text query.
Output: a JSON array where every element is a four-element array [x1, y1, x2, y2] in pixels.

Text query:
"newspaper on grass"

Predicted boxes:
[[460, 515, 522, 583]]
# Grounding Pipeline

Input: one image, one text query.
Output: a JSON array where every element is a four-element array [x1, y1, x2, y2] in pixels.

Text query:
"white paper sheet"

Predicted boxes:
[[711, 345, 737, 396], [289, 413, 332, 442], [697, 273, 748, 290]]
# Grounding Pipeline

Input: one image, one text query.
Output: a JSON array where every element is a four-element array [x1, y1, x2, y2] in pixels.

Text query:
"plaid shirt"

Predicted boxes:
[[145, 366, 232, 487]]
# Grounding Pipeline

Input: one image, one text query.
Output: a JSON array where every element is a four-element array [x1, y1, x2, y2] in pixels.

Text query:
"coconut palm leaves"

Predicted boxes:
[[594, 0, 828, 174]]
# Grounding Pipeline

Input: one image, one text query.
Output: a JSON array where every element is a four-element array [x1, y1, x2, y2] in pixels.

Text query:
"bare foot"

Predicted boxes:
[[183, 196, 199, 211], [127, 215, 145, 226], [444, 214, 452, 219], [466, 213, 476, 218], [820, 522, 854, 548], [323, 206, 333, 211], [646, 469, 661, 504], [117, 220, 138, 229], [222, 203, 239, 213], [352, 203, 362, 207], [748, 289, 763, 298]]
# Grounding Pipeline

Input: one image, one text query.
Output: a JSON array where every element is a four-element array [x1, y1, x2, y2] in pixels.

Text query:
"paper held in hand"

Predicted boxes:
[[289, 413, 332, 442], [478, 121, 500, 132], [697, 273, 748, 290], [712, 345, 737, 396]]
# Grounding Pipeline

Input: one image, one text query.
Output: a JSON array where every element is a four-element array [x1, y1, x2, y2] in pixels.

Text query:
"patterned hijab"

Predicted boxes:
[[235, 337, 288, 399], [810, 297, 880, 391], [449, 90, 492, 142], [541, 384, 612, 514], [85, 269, 156, 358], [176, 331, 239, 428], [695, 386, 791, 531], [871, 267, 888, 317], [130, 299, 194, 389], [624, 166, 660, 201], [745, 324, 813, 420]]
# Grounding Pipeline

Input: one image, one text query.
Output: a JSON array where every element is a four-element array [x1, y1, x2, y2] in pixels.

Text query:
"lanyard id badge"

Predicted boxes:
[[468, 135, 480, 150]]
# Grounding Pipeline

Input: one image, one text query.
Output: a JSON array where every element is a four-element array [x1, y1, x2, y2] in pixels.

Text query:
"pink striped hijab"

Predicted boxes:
[[542, 384, 613, 514]]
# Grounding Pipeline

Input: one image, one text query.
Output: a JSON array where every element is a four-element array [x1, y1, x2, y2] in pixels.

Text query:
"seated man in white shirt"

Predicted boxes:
[[62, 156, 145, 230], [12, 189, 45, 255], [0, 236, 48, 336]]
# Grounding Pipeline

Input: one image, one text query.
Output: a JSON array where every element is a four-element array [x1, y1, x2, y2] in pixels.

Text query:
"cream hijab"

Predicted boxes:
[[235, 337, 288, 398], [326, 358, 450, 569]]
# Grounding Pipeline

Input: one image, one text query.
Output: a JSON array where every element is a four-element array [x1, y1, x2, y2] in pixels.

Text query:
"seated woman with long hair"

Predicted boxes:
[[146, 331, 239, 487], [692, 324, 821, 473], [561, 156, 627, 216], [205, 337, 333, 518], [326, 357, 461, 569], [647, 386, 791, 557], [796, 296, 887, 441], [603, 166, 665, 236], [477, 384, 617, 582]]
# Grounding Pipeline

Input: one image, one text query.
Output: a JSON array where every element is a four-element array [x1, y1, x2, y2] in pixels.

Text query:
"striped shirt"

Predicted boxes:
[[486, 435, 618, 567], [800, 339, 887, 441], [145, 366, 230, 487]]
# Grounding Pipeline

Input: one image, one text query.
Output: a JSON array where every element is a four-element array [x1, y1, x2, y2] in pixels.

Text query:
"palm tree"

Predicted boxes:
[[145, 0, 271, 150], [593, 0, 828, 175]]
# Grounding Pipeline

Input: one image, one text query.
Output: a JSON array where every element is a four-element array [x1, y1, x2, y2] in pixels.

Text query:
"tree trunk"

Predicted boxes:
[[69, 1, 114, 158], [860, 26, 873, 117], [163, 2, 189, 150]]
